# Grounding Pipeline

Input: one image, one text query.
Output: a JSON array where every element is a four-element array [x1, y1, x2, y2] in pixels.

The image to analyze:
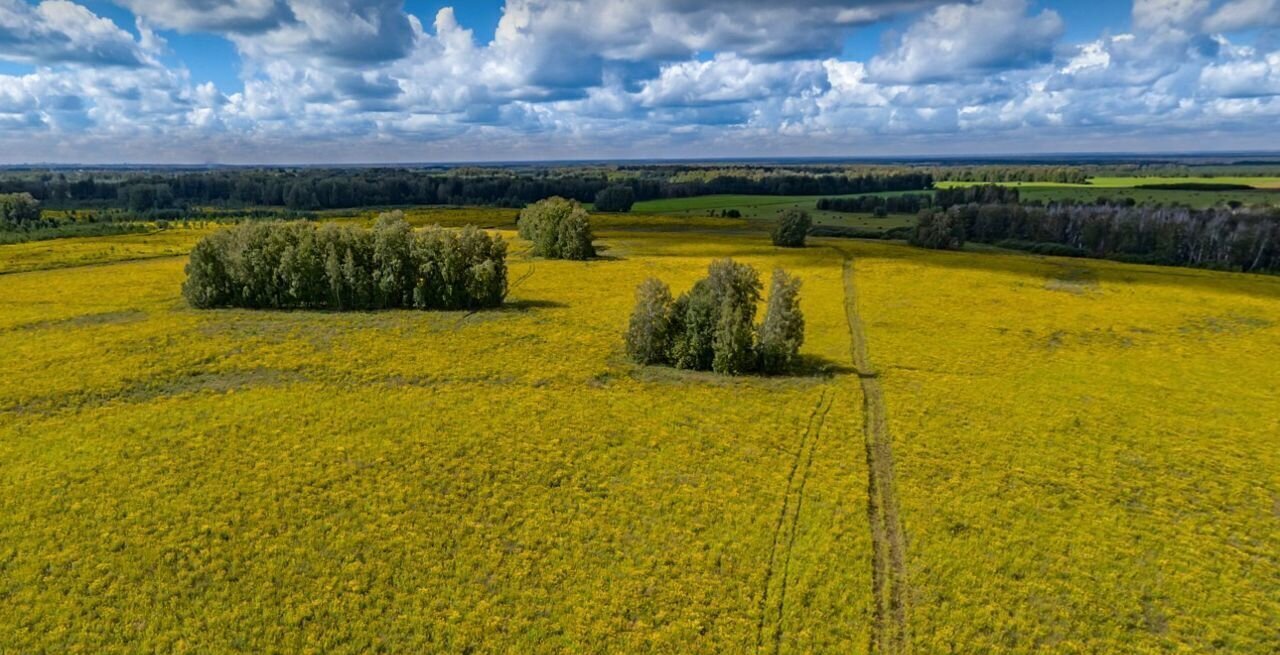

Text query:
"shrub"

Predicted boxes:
[[183, 213, 507, 310], [518, 197, 596, 260], [625, 259, 804, 376], [593, 185, 636, 212], [772, 209, 811, 248], [757, 270, 805, 374], [0, 193, 40, 228], [911, 208, 966, 250], [624, 278, 674, 365]]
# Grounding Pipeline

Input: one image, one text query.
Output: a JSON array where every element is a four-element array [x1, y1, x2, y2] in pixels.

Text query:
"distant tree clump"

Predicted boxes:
[[911, 208, 966, 250], [914, 202, 1280, 273], [593, 185, 636, 212], [624, 259, 805, 375], [816, 193, 934, 215], [0, 193, 41, 228], [518, 196, 596, 259], [772, 209, 812, 248], [934, 185, 1020, 208], [183, 212, 507, 310]]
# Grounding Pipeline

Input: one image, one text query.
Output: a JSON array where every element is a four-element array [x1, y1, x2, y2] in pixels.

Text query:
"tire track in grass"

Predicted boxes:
[[840, 254, 911, 655], [755, 389, 832, 654], [770, 393, 835, 655]]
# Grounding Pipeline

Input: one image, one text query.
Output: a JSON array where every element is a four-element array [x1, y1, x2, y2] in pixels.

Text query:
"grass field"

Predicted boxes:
[[1, 211, 1277, 652], [630, 194, 917, 233]]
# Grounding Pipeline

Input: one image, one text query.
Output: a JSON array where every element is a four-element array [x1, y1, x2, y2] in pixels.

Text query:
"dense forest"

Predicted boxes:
[[816, 193, 934, 214], [915, 203, 1280, 273], [0, 168, 933, 213]]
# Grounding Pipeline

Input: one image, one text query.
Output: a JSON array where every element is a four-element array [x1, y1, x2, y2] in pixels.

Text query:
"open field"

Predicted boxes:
[[1, 212, 1277, 652], [630, 194, 916, 232]]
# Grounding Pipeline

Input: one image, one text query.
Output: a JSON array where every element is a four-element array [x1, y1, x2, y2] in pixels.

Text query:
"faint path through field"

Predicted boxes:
[[755, 389, 834, 655], [839, 252, 911, 655]]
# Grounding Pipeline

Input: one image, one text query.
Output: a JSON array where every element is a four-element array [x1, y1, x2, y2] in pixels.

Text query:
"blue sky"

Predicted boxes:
[[1, 0, 1279, 163]]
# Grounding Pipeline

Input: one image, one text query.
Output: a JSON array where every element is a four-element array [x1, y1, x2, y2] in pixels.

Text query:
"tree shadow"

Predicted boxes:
[[782, 354, 858, 379], [626, 353, 854, 385], [590, 253, 628, 262], [500, 298, 568, 311]]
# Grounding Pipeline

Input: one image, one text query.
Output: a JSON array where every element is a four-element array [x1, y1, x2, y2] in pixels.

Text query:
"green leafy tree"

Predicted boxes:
[[911, 208, 966, 250], [624, 278, 674, 365], [0, 193, 40, 228], [757, 270, 805, 373], [518, 197, 596, 260], [772, 208, 811, 247], [593, 185, 636, 212]]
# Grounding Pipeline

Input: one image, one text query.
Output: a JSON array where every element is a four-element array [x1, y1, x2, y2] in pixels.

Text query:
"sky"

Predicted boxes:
[[1, 0, 1279, 164]]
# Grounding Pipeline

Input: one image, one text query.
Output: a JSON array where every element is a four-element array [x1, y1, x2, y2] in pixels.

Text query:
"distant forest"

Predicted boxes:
[[0, 167, 934, 213]]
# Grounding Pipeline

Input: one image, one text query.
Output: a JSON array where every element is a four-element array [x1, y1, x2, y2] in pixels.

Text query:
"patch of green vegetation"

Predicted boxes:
[[631, 193, 919, 234]]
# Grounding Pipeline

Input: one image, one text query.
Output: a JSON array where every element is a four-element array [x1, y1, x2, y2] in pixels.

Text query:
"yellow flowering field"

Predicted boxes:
[[841, 241, 1280, 653], [0, 226, 209, 275], [0, 222, 870, 653], [1, 213, 1276, 653]]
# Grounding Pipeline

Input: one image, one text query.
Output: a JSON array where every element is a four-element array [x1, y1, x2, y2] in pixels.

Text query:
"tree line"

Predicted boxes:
[[183, 212, 508, 310], [0, 168, 934, 213], [816, 193, 934, 215], [911, 203, 1280, 273]]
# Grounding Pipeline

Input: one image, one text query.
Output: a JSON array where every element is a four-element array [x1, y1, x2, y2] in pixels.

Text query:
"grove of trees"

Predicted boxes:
[[935, 185, 1021, 208], [625, 260, 805, 375], [772, 209, 811, 247], [817, 193, 933, 215], [909, 203, 1280, 273], [517, 197, 596, 260], [593, 185, 636, 212], [0, 193, 41, 228], [183, 212, 508, 310]]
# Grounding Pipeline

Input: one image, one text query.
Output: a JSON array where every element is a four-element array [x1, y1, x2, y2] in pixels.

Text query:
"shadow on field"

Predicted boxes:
[[824, 238, 1280, 300], [628, 353, 854, 387], [500, 298, 568, 311]]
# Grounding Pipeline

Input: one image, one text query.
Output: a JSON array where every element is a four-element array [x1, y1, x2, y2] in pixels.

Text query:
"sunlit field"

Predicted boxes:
[[1, 211, 1277, 653]]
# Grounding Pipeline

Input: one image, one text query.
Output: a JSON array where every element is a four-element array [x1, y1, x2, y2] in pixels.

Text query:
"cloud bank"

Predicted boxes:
[[0, 0, 1278, 162]]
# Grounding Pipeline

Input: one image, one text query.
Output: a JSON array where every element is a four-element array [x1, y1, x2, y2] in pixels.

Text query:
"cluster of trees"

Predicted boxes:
[[654, 171, 933, 198], [935, 185, 1021, 208], [910, 209, 966, 250], [625, 260, 805, 375], [928, 166, 1089, 184], [910, 203, 1280, 273], [593, 185, 636, 212], [0, 193, 40, 229], [183, 212, 508, 310], [0, 168, 934, 213], [517, 197, 596, 260], [816, 193, 933, 215], [772, 209, 811, 247]]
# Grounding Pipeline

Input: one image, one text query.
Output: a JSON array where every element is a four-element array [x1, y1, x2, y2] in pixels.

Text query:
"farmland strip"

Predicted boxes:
[[755, 390, 830, 654], [840, 255, 911, 655], [770, 393, 835, 655]]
